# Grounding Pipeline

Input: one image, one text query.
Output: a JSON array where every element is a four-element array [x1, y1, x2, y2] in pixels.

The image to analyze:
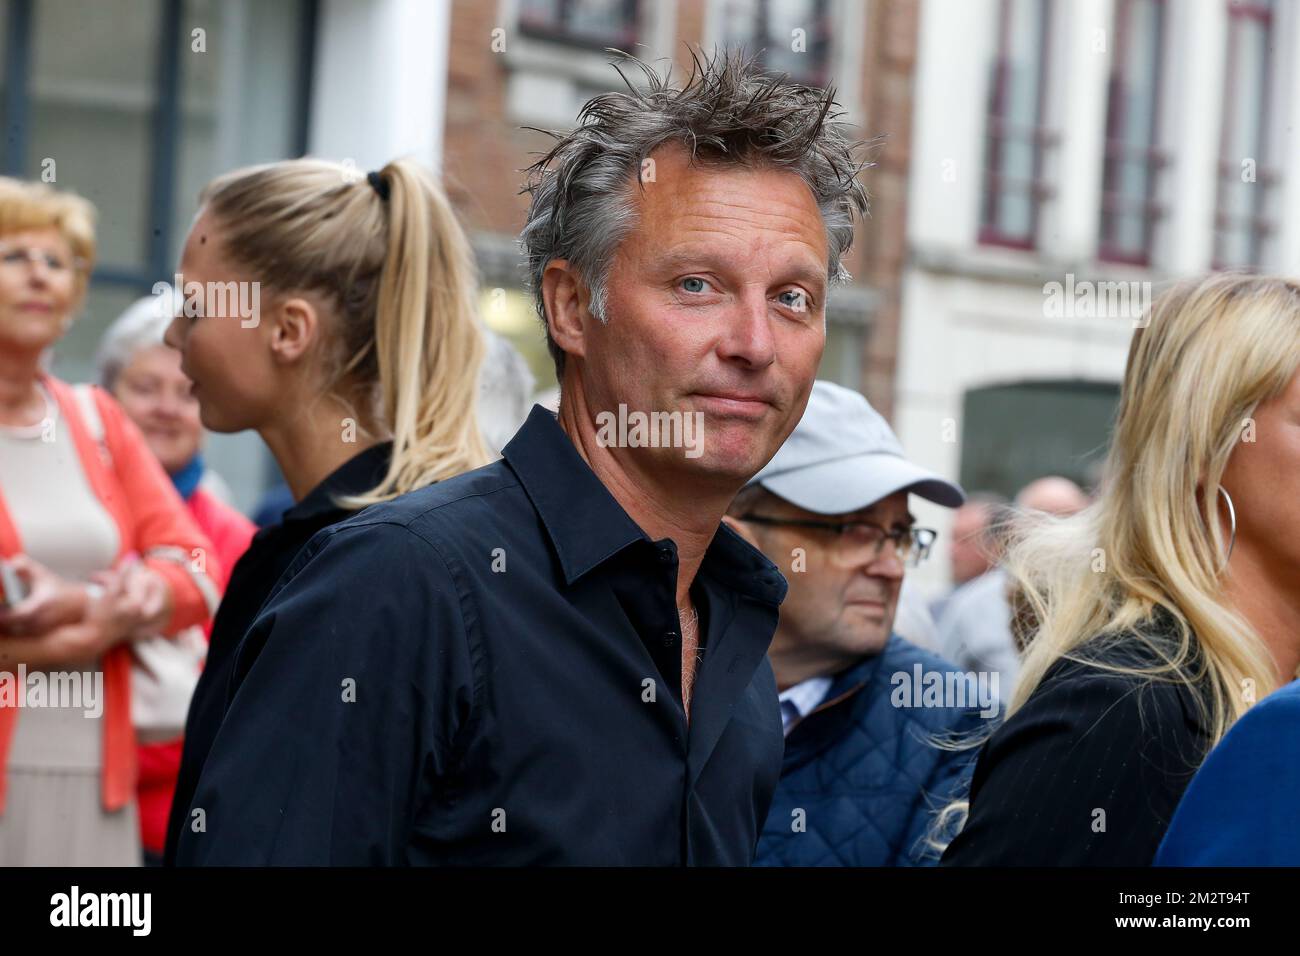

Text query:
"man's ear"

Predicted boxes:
[[542, 259, 589, 363], [722, 514, 762, 550], [268, 295, 319, 366]]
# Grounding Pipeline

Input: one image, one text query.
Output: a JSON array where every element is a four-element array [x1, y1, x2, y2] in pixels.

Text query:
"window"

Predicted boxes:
[[979, 0, 1056, 249], [960, 381, 1119, 498], [718, 0, 833, 88], [1099, 0, 1168, 265], [0, 0, 316, 382], [1213, 0, 1280, 270], [518, 0, 639, 50]]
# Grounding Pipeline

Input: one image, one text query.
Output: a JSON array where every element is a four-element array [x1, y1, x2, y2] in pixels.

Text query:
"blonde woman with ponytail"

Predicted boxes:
[[161, 158, 489, 865], [941, 273, 1300, 866]]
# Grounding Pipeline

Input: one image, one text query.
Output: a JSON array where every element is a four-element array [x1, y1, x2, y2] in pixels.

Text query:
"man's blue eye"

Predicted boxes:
[[681, 277, 707, 293], [779, 290, 808, 310]]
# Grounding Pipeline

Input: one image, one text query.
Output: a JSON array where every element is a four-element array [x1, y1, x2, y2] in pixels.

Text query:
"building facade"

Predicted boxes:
[[2, 0, 319, 513], [3, 0, 920, 512], [900, 0, 1299, 593]]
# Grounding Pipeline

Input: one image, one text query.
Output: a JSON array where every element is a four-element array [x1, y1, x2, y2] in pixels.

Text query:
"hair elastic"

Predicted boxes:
[[367, 170, 390, 201]]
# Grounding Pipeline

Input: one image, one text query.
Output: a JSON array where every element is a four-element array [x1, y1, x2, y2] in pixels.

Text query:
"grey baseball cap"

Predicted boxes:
[[747, 380, 965, 514]]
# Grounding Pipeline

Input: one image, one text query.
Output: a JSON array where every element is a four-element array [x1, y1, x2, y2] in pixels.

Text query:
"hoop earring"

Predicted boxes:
[[1218, 485, 1237, 563]]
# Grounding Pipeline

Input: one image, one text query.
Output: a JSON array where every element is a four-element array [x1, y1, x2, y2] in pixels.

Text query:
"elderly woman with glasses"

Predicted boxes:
[[0, 177, 218, 865]]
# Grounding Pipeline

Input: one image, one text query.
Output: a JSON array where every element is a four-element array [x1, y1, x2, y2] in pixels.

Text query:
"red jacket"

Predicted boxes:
[[0, 375, 219, 815]]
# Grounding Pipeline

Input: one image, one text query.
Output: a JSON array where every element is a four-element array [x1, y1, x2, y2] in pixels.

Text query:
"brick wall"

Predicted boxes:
[[856, 0, 919, 421], [443, 0, 536, 238]]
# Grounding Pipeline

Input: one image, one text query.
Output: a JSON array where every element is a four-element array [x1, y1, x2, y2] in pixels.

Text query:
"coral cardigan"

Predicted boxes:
[[0, 374, 219, 815]]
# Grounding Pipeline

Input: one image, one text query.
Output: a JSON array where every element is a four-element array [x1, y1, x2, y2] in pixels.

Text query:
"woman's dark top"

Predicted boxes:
[[162, 443, 391, 865], [941, 617, 1214, 866]]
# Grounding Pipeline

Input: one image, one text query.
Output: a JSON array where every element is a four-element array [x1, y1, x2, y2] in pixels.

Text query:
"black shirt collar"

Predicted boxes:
[[281, 441, 394, 525], [502, 405, 786, 607], [502, 406, 647, 585]]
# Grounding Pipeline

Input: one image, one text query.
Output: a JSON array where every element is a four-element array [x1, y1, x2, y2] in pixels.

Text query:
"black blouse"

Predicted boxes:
[[941, 621, 1214, 866], [162, 443, 392, 865]]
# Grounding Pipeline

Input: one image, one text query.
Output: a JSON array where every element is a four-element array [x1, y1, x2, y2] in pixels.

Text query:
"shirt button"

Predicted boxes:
[[658, 550, 672, 564], [663, 631, 678, 647]]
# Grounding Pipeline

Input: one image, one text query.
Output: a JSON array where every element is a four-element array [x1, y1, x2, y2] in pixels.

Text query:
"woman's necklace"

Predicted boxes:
[[0, 380, 57, 440]]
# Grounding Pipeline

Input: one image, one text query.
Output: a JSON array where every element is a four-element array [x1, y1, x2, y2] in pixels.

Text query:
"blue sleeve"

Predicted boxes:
[[1155, 681, 1300, 866], [174, 521, 478, 865]]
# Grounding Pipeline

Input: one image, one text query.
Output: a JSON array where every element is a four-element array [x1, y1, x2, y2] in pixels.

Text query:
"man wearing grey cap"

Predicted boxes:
[[726, 381, 999, 866]]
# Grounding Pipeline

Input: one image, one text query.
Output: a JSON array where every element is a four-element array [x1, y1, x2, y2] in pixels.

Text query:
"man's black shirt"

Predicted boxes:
[[173, 406, 788, 865]]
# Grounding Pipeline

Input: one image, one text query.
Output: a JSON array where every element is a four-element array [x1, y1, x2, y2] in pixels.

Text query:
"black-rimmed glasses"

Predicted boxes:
[[737, 513, 937, 568]]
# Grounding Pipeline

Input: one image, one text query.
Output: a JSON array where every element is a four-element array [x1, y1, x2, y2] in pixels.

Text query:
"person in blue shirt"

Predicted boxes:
[[1156, 679, 1300, 866]]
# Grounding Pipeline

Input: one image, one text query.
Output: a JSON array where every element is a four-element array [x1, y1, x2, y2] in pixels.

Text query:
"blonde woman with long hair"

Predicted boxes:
[[941, 273, 1300, 866], [161, 158, 490, 864]]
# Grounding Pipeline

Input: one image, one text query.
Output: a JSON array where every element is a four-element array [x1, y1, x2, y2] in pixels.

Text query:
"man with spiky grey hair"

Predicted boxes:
[[177, 50, 870, 866]]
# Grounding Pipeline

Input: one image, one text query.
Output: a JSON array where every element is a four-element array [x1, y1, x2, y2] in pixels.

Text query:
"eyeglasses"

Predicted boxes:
[[737, 513, 938, 568], [0, 245, 85, 278]]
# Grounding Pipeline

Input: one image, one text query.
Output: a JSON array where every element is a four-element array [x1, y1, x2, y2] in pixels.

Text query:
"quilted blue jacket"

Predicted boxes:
[[754, 635, 996, 866]]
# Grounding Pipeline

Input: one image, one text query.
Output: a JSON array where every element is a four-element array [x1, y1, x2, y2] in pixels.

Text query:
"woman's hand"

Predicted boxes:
[[0, 560, 174, 669], [89, 559, 172, 642], [0, 619, 114, 670], [0, 555, 90, 637]]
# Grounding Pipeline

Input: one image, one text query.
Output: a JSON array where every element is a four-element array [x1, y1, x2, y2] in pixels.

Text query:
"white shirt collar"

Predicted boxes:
[[777, 675, 834, 734]]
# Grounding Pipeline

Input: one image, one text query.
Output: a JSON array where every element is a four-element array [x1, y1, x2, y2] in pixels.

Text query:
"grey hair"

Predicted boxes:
[[477, 329, 537, 456], [520, 48, 872, 377], [95, 285, 181, 390]]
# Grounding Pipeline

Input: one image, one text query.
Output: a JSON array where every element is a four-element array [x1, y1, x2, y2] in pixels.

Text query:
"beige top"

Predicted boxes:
[[0, 387, 120, 769]]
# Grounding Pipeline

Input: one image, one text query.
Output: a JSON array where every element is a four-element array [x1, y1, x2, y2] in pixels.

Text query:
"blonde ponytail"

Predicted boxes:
[[198, 156, 491, 507], [347, 160, 490, 505]]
